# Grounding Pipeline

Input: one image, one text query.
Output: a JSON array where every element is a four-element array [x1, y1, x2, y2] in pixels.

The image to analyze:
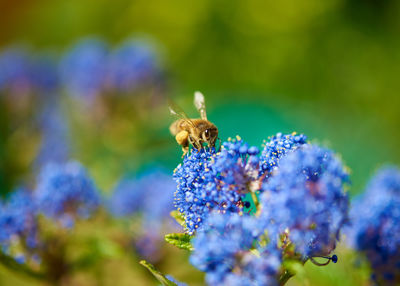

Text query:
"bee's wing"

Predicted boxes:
[[194, 91, 207, 120], [168, 99, 196, 127]]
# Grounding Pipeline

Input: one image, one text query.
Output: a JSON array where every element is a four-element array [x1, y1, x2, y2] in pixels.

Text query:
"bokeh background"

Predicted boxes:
[[0, 0, 399, 285]]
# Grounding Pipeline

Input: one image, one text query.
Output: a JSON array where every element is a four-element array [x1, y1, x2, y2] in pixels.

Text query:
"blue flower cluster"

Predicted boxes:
[[173, 148, 218, 235], [211, 139, 260, 196], [190, 212, 281, 286], [0, 189, 38, 254], [109, 168, 177, 261], [107, 39, 160, 93], [60, 37, 161, 99], [173, 140, 260, 235], [173, 136, 311, 235], [34, 161, 101, 227], [109, 168, 175, 221], [0, 37, 161, 100], [172, 134, 351, 285], [0, 160, 102, 263], [348, 166, 400, 285], [259, 132, 307, 179], [34, 104, 70, 167], [0, 47, 33, 95], [60, 38, 108, 100], [260, 145, 350, 258]]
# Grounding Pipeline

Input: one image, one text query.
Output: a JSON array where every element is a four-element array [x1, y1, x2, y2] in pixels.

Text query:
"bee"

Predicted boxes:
[[169, 91, 218, 156]]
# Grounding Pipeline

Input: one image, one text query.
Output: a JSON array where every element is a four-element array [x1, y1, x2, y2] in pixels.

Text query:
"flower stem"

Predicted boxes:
[[250, 191, 260, 212], [279, 270, 294, 286]]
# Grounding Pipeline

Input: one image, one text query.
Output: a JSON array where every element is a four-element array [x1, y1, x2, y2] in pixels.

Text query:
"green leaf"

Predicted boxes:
[[165, 233, 194, 251], [139, 260, 177, 286], [170, 210, 186, 228]]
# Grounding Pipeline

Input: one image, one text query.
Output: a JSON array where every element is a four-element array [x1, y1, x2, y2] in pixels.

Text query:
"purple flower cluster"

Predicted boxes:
[[34, 161, 101, 227], [190, 212, 281, 286], [260, 145, 349, 258], [348, 166, 400, 285]]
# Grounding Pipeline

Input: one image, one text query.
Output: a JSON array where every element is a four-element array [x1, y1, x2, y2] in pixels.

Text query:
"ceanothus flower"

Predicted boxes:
[[260, 144, 349, 258], [34, 161, 100, 227], [259, 132, 307, 180], [0, 188, 38, 256], [107, 39, 160, 92], [348, 166, 400, 285], [60, 37, 108, 99], [190, 212, 281, 286], [109, 168, 177, 261], [208, 138, 260, 199], [34, 104, 70, 167], [0, 47, 33, 95], [31, 52, 59, 93], [173, 148, 218, 235], [109, 168, 175, 220], [173, 139, 259, 235], [109, 178, 144, 217]]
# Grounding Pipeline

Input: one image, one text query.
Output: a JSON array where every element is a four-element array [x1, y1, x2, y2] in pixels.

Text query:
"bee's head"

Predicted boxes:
[[202, 124, 218, 147]]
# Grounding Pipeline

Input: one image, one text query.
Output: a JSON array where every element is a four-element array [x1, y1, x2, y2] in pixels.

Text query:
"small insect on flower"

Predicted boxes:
[[169, 91, 218, 156]]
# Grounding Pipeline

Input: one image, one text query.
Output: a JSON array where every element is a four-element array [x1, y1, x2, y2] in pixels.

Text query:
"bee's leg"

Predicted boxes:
[[176, 131, 189, 157], [182, 146, 189, 157]]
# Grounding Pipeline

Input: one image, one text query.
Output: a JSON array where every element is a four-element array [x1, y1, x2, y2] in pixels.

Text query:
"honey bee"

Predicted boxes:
[[169, 91, 218, 156]]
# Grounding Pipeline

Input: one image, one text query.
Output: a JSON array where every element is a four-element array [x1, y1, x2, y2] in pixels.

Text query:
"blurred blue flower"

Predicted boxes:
[[259, 132, 307, 180], [0, 47, 33, 95], [190, 212, 281, 286], [165, 275, 188, 286], [31, 52, 60, 93], [0, 188, 38, 253], [60, 37, 108, 99], [348, 166, 400, 285], [109, 168, 175, 220], [34, 161, 100, 226], [109, 168, 176, 261], [107, 39, 160, 92], [260, 144, 349, 258], [34, 103, 70, 167], [109, 178, 144, 217]]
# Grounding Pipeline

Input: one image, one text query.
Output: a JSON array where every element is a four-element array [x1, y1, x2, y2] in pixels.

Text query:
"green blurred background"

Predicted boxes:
[[0, 0, 399, 285]]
